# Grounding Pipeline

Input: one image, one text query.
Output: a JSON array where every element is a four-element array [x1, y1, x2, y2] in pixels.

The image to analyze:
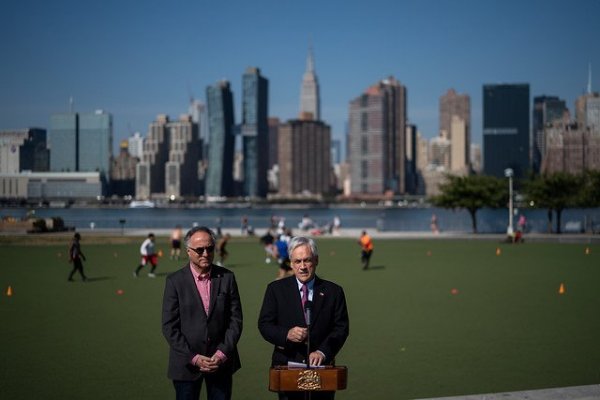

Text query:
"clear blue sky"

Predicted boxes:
[[2, 0, 599, 153]]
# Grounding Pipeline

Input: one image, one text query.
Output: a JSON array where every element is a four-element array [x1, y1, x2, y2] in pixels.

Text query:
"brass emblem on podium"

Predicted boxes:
[[297, 370, 321, 390]]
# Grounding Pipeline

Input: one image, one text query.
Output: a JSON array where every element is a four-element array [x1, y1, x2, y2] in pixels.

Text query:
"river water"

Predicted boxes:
[[2, 206, 599, 234]]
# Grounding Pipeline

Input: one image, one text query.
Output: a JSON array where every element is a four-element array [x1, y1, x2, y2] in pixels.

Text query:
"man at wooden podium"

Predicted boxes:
[[258, 236, 350, 399]]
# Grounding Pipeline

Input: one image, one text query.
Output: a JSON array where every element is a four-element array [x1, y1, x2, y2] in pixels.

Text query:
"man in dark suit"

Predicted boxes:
[[258, 236, 350, 399], [162, 226, 243, 400]]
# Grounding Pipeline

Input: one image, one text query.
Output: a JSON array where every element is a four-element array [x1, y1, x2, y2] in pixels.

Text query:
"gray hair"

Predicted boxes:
[[288, 236, 318, 257], [184, 226, 216, 247]]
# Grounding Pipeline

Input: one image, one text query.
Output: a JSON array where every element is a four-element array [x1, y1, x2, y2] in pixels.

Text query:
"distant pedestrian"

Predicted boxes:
[[241, 216, 249, 236], [134, 233, 158, 278], [216, 233, 231, 266], [518, 214, 527, 232], [170, 225, 183, 260], [68, 232, 87, 282], [274, 234, 292, 279], [332, 215, 341, 235], [430, 214, 440, 234], [358, 230, 374, 270], [259, 229, 276, 264]]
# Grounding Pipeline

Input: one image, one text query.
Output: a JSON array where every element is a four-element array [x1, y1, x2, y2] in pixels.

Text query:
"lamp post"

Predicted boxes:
[[504, 168, 514, 235]]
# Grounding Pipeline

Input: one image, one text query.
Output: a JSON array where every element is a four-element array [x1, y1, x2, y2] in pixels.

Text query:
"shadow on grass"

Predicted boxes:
[[365, 265, 385, 270], [85, 276, 115, 282]]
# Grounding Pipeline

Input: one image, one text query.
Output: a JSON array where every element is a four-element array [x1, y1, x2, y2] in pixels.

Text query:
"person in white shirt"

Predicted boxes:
[[134, 233, 158, 278]]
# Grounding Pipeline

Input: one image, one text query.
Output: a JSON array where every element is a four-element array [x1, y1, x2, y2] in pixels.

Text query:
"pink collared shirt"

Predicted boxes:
[[189, 264, 227, 366]]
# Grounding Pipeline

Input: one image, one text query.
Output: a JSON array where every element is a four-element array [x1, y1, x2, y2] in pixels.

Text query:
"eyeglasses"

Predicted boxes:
[[187, 245, 215, 255]]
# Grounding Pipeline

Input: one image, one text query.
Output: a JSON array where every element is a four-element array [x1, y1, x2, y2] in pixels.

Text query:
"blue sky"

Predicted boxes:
[[1, 0, 599, 153]]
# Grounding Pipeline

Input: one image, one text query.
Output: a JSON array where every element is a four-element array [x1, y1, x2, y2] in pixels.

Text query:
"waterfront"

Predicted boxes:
[[1, 205, 600, 234]]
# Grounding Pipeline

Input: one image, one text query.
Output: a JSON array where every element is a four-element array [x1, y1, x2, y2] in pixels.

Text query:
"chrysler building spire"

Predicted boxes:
[[299, 43, 321, 121]]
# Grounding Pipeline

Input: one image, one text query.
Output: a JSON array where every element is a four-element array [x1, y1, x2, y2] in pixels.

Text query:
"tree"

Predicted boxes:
[[522, 172, 585, 233], [431, 174, 507, 233]]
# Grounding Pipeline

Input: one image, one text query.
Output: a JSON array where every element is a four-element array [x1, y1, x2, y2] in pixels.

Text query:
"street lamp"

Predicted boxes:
[[504, 168, 514, 235]]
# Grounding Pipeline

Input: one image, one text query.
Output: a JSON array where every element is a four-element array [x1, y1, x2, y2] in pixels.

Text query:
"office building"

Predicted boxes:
[[542, 122, 600, 174], [278, 118, 331, 197], [205, 80, 235, 198], [483, 84, 530, 179], [128, 132, 144, 159], [110, 140, 137, 196], [299, 45, 321, 121], [440, 89, 470, 173], [165, 114, 202, 198], [532, 96, 567, 173], [267, 117, 280, 170], [241, 67, 269, 198], [49, 110, 113, 179], [347, 77, 407, 195], [1, 128, 48, 173], [135, 115, 170, 199]]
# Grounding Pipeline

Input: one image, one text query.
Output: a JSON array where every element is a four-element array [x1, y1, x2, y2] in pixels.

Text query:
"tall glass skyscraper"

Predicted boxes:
[[79, 110, 112, 177], [483, 84, 530, 179], [205, 81, 235, 198], [49, 110, 113, 180], [49, 113, 78, 172]]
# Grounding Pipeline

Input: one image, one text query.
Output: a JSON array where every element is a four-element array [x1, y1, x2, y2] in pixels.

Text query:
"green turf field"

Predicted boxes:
[[1, 236, 599, 399]]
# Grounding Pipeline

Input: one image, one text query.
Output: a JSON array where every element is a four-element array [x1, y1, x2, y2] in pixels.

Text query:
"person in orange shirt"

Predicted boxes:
[[358, 230, 374, 270]]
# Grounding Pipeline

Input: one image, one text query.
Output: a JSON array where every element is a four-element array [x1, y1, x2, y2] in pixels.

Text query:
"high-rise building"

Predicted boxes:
[[136, 114, 170, 199], [278, 118, 331, 197], [128, 132, 144, 159], [1, 129, 48, 173], [49, 110, 113, 179], [241, 67, 269, 198], [347, 77, 407, 195], [483, 84, 530, 179], [542, 122, 600, 174], [267, 117, 280, 170], [49, 113, 78, 172], [440, 89, 471, 174], [205, 80, 235, 198], [532, 96, 567, 173], [165, 114, 202, 198], [299, 45, 320, 121], [111, 140, 137, 196]]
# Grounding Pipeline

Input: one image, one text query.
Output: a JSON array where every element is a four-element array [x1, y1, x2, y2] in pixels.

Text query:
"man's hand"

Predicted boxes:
[[308, 351, 325, 367], [195, 355, 219, 373], [286, 326, 307, 343]]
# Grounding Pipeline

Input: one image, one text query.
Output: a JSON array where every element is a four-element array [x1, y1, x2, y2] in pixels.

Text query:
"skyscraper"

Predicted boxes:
[[165, 114, 202, 198], [483, 84, 530, 179], [348, 77, 407, 195], [49, 110, 113, 179], [299, 45, 320, 121], [136, 114, 170, 199], [205, 80, 235, 198], [241, 67, 269, 198], [439, 89, 470, 174], [278, 118, 331, 197], [532, 96, 567, 173]]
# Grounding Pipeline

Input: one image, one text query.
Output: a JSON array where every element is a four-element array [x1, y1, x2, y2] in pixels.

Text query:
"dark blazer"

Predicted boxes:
[[162, 264, 243, 381], [258, 275, 349, 366]]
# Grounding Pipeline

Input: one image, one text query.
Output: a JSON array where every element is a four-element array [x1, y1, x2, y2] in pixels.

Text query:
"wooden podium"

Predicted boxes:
[[269, 366, 347, 392]]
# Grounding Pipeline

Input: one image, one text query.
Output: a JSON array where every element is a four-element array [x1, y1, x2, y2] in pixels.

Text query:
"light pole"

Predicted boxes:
[[504, 168, 514, 235]]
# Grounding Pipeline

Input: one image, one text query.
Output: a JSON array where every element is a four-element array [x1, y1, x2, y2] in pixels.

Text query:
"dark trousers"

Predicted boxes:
[[68, 259, 86, 281], [173, 373, 232, 400]]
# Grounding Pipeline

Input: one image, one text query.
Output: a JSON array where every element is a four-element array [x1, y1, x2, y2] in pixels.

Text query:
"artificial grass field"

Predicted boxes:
[[1, 236, 599, 399]]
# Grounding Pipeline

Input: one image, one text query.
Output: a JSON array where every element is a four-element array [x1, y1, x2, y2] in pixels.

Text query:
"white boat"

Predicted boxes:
[[129, 200, 156, 208]]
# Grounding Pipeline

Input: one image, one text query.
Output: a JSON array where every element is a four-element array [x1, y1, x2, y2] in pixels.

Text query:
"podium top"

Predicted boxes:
[[269, 366, 347, 392]]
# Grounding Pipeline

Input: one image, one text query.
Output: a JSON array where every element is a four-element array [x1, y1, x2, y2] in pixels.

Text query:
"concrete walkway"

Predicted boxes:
[[414, 384, 600, 400]]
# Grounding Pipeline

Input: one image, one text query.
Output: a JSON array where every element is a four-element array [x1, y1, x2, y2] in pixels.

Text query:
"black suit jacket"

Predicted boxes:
[[258, 275, 349, 366], [162, 264, 243, 381]]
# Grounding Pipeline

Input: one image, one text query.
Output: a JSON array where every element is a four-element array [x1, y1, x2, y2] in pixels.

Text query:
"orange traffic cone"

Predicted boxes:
[[158, 249, 164, 257], [6, 286, 13, 297], [558, 283, 566, 295], [495, 247, 501, 256]]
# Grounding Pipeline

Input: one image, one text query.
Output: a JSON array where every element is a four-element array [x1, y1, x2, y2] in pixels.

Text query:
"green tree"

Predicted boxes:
[[522, 172, 585, 233], [582, 170, 600, 207], [431, 174, 507, 233]]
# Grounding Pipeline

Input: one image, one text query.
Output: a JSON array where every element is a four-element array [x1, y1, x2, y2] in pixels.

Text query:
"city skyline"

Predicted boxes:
[[2, 0, 599, 154]]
